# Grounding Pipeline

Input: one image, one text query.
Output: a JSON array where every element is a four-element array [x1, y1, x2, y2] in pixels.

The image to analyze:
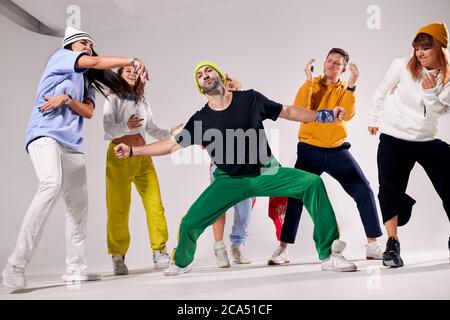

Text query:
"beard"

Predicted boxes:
[[201, 77, 221, 94]]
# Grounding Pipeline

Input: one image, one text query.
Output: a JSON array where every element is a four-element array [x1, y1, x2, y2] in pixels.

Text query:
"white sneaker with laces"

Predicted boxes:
[[366, 242, 384, 260], [164, 263, 192, 276], [214, 241, 230, 268], [231, 245, 251, 264], [61, 266, 102, 282], [112, 254, 129, 275], [153, 250, 170, 270], [321, 240, 357, 272], [2, 264, 26, 289], [268, 246, 290, 265]]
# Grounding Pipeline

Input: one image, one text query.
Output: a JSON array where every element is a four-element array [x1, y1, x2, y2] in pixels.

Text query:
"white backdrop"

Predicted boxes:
[[0, 0, 449, 274]]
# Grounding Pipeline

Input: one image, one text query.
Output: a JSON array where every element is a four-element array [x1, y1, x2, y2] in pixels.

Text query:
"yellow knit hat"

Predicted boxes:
[[416, 22, 449, 48], [193, 60, 227, 95]]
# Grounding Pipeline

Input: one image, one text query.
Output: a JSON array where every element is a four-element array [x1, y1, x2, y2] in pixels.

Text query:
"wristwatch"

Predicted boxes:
[[347, 85, 356, 92]]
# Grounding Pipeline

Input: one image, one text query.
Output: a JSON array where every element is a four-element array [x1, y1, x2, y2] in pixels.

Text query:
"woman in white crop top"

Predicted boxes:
[[103, 66, 181, 275]]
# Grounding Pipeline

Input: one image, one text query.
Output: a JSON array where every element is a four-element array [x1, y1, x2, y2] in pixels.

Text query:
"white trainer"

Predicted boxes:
[[214, 241, 230, 268], [164, 264, 192, 276], [61, 266, 102, 282], [112, 255, 129, 275], [153, 250, 170, 270], [2, 264, 26, 289], [366, 242, 384, 260], [321, 240, 357, 272], [268, 246, 290, 265], [231, 245, 251, 264]]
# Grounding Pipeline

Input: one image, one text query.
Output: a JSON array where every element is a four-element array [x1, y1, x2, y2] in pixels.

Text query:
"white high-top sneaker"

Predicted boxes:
[[153, 250, 170, 270], [164, 263, 192, 276], [214, 241, 230, 268], [268, 246, 290, 265], [321, 240, 357, 272], [112, 255, 129, 275], [231, 245, 251, 264], [2, 264, 26, 289], [366, 242, 384, 260], [61, 266, 102, 282]]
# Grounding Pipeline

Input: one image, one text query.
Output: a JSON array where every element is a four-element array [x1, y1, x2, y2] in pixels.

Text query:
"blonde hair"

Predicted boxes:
[[225, 74, 242, 91]]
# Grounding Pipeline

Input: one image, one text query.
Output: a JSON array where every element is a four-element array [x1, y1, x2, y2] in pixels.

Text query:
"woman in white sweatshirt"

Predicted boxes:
[[103, 66, 181, 275], [368, 22, 450, 268]]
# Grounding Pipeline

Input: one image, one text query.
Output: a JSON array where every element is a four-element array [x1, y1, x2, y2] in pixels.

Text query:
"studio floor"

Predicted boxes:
[[1, 252, 449, 300]]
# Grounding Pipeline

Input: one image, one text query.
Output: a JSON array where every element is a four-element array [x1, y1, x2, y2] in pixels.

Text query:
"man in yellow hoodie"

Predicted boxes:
[[268, 48, 384, 265]]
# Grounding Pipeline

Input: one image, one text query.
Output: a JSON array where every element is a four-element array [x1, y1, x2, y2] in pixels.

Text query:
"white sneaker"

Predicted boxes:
[[268, 246, 290, 265], [321, 240, 357, 272], [2, 264, 26, 289], [61, 266, 102, 282], [366, 242, 384, 260], [214, 241, 230, 268], [231, 245, 251, 264], [153, 250, 170, 270], [112, 255, 129, 275], [164, 264, 192, 276]]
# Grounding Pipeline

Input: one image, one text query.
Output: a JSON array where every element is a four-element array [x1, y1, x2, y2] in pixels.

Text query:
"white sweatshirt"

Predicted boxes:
[[369, 57, 450, 141], [103, 94, 172, 141]]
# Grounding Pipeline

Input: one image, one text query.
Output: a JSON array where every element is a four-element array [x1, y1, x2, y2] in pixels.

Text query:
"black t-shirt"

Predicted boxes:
[[175, 89, 283, 176]]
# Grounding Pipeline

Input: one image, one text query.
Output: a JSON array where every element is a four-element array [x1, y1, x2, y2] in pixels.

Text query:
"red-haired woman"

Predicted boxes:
[[369, 22, 450, 267]]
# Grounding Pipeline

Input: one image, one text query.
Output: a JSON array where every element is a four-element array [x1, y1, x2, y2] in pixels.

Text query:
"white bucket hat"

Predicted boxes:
[[62, 26, 94, 48]]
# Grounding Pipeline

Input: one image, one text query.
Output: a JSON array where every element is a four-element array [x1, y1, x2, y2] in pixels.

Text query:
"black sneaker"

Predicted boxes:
[[382, 237, 404, 268]]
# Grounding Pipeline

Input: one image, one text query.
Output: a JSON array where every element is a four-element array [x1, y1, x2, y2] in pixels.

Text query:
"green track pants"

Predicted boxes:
[[174, 161, 339, 267]]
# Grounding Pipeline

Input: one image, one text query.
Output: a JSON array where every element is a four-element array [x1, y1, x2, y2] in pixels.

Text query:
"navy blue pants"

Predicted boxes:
[[281, 142, 383, 243]]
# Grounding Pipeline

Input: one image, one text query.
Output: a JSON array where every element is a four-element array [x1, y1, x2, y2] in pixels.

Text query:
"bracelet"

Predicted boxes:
[[315, 110, 335, 123], [347, 85, 356, 92], [129, 146, 133, 157], [65, 94, 73, 105]]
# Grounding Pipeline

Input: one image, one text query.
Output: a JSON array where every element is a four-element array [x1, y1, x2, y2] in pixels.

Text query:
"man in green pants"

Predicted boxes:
[[114, 60, 357, 275]]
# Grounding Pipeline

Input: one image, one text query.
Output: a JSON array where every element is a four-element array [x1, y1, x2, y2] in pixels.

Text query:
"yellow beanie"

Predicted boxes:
[[417, 22, 449, 48], [193, 60, 226, 95]]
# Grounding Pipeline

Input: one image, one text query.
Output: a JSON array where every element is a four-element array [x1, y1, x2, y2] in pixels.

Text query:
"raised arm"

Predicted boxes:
[[293, 59, 316, 109], [76, 56, 148, 81]]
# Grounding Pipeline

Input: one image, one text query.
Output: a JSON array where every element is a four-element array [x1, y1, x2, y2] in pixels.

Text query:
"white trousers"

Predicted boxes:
[[8, 137, 89, 270]]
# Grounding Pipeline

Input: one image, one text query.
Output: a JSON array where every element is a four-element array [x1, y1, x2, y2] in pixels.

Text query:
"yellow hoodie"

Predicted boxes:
[[294, 76, 356, 148]]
